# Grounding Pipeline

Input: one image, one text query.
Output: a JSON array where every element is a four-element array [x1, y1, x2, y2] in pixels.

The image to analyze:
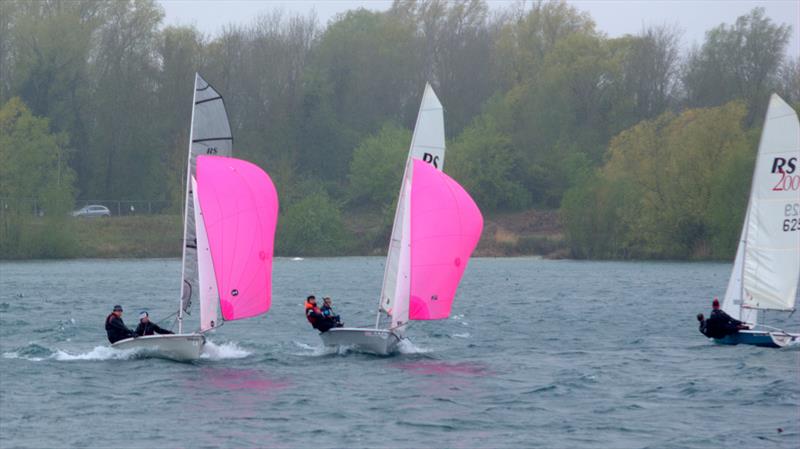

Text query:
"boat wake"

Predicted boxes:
[[201, 341, 252, 360], [397, 338, 433, 354], [782, 338, 800, 350], [4, 340, 253, 362], [53, 346, 140, 361], [3, 344, 141, 362], [291, 340, 338, 356]]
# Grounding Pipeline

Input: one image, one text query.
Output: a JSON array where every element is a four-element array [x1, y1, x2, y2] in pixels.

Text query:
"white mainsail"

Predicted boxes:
[[178, 74, 233, 332], [191, 177, 220, 331], [741, 94, 800, 313], [378, 84, 446, 325], [723, 94, 800, 324]]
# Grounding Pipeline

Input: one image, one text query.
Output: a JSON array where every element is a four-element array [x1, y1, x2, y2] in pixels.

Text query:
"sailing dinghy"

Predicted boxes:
[[320, 85, 483, 355], [712, 94, 799, 348], [112, 74, 279, 361]]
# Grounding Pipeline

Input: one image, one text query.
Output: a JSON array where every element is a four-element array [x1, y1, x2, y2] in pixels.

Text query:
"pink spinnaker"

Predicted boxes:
[[409, 159, 483, 320], [196, 155, 279, 322]]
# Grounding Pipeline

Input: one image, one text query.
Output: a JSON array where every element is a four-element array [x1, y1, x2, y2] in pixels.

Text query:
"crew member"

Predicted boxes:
[[305, 295, 335, 333], [105, 305, 135, 344], [702, 298, 749, 339], [321, 296, 343, 327], [697, 313, 709, 337], [135, 311, 175, 337]]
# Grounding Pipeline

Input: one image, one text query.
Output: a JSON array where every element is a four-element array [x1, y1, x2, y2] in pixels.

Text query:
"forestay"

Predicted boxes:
[[741, 94, 800, 312], [180, 74, 233, 320], [408, 160, 483, 320], [380, 84, 446, 318], [195, 155, 278, 322]]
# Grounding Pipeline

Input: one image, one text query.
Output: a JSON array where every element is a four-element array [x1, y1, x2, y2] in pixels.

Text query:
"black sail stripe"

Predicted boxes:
[[192, 137, 233, 143], [195, 96, 222, 105]]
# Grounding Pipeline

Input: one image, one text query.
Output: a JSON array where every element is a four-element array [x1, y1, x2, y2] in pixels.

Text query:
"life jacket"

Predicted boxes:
[[305, 302, 321, 328]]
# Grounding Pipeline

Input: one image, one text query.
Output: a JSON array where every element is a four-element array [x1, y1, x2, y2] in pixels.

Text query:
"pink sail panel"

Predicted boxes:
[[409, 159, 483, 320], [196, 155, 279, 322]]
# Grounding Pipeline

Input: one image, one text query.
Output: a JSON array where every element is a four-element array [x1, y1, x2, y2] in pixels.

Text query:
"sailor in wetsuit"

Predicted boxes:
[[320, 296, 343, 327], [135, 311, 175, 337], [305, 295, 336, 333], [698, 298, 749, 339], [105, 305, 136, 344]]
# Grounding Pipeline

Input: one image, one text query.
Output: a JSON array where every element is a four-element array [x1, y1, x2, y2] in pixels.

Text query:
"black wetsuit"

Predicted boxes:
[[705, 309, 744, 339], [135, 321, 174, 337], [105, 314, 135, 344], [698, 319, 709, 337]]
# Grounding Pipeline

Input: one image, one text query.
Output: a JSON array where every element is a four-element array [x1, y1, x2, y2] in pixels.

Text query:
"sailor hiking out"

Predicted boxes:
[[697, 298, 749, 339], [305, 295, 339, 333], [105, 305, 136, 344]]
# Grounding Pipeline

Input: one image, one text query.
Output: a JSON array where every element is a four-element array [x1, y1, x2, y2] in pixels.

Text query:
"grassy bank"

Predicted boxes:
[[1, 209, 567, 260], [72, 215, 183, 258]]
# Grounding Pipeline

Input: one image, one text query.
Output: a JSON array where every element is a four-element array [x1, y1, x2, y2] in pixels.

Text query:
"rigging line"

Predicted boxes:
[[156, 310, 179, 329]]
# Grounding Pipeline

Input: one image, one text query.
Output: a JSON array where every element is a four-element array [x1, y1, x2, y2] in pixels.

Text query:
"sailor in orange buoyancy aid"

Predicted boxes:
[[305, 295, 335, 333]]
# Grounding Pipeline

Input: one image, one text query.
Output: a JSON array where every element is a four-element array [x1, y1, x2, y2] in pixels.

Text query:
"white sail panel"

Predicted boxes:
[[390, 169, 413, 331], [192, 177, 220, 331], [408, 83, 446, 168], [722, 206, 758, 324], [742, 94, 800, 311], [379, 84, 445, 315], [179, 73, 233, 318]]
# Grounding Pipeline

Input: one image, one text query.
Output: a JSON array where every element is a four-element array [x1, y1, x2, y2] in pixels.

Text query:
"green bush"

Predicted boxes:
[[347, 122, 410, 207], [276, 191, 351, 256]]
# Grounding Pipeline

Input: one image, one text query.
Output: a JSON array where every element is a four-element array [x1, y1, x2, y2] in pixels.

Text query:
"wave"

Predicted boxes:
[[201, 340, 252, 360]]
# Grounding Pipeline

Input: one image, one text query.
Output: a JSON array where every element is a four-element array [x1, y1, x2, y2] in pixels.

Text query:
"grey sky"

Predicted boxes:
[[159, 0, 799, 58]]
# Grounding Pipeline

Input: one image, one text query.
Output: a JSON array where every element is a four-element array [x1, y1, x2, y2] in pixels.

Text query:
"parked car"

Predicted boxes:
[[71, 205, 111, 218]]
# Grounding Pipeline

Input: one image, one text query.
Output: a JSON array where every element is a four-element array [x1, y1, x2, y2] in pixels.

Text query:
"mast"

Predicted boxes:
[[177, 74, 234, 333], [177, 75, 199, 334], [375, 84, 445, 328]]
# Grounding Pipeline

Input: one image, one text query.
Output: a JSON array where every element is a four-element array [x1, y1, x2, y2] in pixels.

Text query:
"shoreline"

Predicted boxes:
[[0, 212, 733, 262]]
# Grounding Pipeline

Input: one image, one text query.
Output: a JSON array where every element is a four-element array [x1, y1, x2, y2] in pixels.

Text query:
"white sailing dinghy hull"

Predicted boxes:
[[112, 334, 205, 362], [319, 328, 402, 355]]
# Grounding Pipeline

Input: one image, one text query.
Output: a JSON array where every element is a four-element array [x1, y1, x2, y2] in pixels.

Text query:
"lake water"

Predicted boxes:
[[0, 258, 798, 448]]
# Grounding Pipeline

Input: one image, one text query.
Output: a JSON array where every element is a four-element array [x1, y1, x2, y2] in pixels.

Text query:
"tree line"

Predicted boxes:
[[0, 0, 797, 258]]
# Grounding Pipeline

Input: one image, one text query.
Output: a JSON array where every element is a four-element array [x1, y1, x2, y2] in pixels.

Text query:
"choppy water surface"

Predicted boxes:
[[1, 258, 798, 448]]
